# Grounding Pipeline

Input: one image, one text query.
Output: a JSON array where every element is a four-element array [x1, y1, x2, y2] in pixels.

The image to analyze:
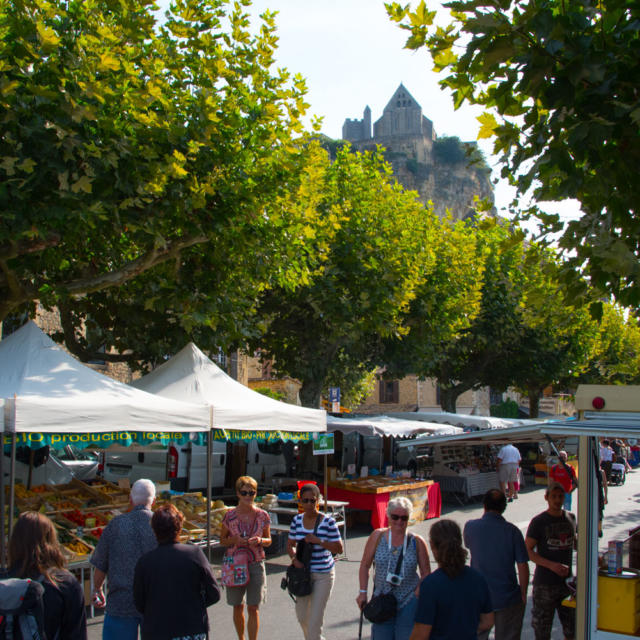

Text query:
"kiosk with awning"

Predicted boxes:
[[324, 415, 459, 526], [407, 386, 640, 640]]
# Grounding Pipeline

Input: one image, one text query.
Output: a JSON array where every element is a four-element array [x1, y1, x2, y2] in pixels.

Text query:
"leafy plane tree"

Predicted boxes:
[[388, 0, 640, 308], [0, 0, 321, 355], [252, 146, 437, 408]]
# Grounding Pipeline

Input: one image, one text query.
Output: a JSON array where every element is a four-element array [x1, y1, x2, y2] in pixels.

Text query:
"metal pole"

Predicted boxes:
[[0, 409, 5, 567], [323, 454, 328, 513], [575, 434, 597, 639], [8, 431, 16, 542], [206, 406, 213, 562]]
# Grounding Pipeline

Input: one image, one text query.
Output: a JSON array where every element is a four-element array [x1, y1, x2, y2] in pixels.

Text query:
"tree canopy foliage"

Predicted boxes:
[[383, 221, 597, 415], [251, 145, 437, 407], [0, 0, 326, 361], [388, 0, 640, 308]]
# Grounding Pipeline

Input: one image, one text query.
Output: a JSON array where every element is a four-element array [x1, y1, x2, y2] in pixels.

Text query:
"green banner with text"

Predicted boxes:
[[3, 429, 315, 451]]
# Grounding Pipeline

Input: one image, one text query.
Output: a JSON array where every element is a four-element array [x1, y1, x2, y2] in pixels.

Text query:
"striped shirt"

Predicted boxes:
[[288, 514, 341, 573]]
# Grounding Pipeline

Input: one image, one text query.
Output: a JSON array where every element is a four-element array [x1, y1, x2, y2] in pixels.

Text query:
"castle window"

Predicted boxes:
[[397, 101, 401, 106], [379, 380, 399, 404]]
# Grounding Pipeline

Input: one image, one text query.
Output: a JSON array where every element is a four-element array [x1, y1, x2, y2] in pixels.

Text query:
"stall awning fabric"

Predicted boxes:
[[327, 415, 463, 438], [386, 411, 535, 431], [0, 322, 210, 435], [131, 342, 326, 433]]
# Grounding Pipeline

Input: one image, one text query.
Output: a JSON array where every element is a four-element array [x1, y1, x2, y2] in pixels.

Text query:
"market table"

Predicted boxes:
[[433, 472, 499, 503], [263, 499, 349, 557], [323, 479, 440, 530]]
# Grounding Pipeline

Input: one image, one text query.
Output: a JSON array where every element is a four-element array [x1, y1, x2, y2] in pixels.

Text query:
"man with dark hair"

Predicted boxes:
[[525, 482, 577, 640], [463, 489, 529, 640]]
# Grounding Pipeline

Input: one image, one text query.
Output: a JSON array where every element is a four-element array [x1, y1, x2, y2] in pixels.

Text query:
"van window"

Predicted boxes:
[[257, 441, 283, 456]]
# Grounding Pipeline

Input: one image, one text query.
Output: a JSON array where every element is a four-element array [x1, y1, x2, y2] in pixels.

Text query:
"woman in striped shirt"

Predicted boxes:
[[287, 483, 343, 640]]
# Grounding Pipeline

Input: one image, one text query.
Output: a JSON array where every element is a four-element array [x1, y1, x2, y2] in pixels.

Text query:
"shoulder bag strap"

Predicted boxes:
[[559, 459, 578, 488]]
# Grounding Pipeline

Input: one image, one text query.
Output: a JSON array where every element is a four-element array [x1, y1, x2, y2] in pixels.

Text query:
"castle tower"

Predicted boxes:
[[342, 105, 372, 141], [373, 83, 434, 140]]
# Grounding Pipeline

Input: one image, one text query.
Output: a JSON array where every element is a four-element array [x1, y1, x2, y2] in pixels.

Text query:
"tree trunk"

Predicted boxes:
[[439, 386, 464, 413], [299, 380, 324, 409], [528, 388, 541, 418]]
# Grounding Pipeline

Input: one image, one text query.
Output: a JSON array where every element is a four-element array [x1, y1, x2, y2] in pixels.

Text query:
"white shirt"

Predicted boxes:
[[600, 445, 614, 462], [497, 444, 521, 464]]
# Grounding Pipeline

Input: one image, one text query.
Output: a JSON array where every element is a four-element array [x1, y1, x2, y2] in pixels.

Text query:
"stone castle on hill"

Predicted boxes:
[[342, 84, 494, 219]]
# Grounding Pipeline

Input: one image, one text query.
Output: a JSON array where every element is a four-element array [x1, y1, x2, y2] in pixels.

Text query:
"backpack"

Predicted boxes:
[[0, 577, 47, 640]]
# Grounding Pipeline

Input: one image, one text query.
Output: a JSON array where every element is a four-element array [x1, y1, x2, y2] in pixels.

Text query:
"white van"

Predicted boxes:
[[102, 441, 227, 491], [102, 439, 287, 490]]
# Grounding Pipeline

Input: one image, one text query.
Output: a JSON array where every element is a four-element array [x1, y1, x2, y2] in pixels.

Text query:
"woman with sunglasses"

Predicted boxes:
[[287, 483, 343, 640], [357, 497, 430, 640], [220, 475, 271, 640]]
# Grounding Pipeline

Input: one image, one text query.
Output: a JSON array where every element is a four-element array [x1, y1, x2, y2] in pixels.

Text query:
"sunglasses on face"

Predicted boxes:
[[390, 513, 409, 522], [239, 490, 256, 497], [300, 497, 317, 504]]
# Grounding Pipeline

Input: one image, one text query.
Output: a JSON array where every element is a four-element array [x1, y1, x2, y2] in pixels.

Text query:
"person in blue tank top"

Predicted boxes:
[[357, 497, 430, 640], [410, 519, 493, 640]]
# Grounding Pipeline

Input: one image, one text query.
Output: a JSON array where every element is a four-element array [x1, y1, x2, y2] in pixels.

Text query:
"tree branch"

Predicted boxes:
[[58, 302, 141, 364], [62, 234, 208, 296], [0, 233, 61, 261]]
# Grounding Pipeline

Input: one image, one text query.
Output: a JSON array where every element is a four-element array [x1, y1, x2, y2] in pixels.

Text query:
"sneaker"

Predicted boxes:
[[513, 494, 519, 499], [507, 497, 513, 503]]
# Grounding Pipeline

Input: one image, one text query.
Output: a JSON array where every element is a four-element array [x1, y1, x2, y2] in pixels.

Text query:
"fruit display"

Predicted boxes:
[[208, 507, 230, 537], [167, 493, 230, 539], [61, 509, 108, 528]]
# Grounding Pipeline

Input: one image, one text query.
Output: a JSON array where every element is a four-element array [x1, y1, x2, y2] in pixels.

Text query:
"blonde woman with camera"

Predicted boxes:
[[357, 497, 430, 640]]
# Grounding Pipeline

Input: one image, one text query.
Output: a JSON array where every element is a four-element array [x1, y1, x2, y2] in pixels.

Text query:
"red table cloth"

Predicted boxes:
[[324, 482, 441, 529]]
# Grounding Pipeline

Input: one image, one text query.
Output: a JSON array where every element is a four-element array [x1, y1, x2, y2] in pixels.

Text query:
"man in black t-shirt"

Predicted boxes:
[[525, 482, 576, 640]]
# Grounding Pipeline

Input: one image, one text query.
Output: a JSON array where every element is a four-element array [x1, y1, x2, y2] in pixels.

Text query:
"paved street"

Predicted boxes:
[[86, 469, 640, 639]]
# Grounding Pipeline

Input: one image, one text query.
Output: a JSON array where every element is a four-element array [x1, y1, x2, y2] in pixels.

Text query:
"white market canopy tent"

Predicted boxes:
[[0, 322, 210, 434], [327, 414, 463, 438], [131, 342, 326, 433], [387, 411, 537, 431]]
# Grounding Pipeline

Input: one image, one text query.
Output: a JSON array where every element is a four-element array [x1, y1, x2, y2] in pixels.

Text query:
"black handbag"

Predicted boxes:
[[284, 564, 312, 598], [363, 533, 408, 624], [363, 591, 397, 623], [281, 515, 323, 602]]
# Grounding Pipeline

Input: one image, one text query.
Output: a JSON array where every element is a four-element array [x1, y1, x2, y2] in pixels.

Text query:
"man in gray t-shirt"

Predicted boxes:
[[90, 479, 157, 640]]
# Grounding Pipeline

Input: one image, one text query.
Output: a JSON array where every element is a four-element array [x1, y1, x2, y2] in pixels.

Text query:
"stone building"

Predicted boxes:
[[342, 83, 494, 220], [356, 373, 491, 416]]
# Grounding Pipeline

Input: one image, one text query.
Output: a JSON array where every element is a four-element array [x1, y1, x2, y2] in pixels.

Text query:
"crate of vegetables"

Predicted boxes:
[[56, 527, 94, 563]]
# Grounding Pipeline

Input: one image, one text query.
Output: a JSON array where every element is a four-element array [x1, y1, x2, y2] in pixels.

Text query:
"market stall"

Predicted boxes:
[[0, 322, 211, 541], [131, 341, 326, 554], [323, 476, 440, 529]]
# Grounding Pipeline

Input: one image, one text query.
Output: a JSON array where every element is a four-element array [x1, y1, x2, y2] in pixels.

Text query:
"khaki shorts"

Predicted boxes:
[[498, 462, 519, 483], [226, 560, 266, 607]]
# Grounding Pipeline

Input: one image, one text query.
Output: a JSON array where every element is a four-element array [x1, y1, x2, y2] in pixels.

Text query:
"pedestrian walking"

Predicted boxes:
[[133, 503, 220, 640], [220, 475, 271, 640], [410, 519, 493, 640], [600, 439, 614, 484], [357, 497, 430, 640], [525, 482, 576, 640], [287, 483, 343, 640], [497, 443, 521, 501], [90, 478, 158, 640], [548, 451, 577, 510], [6, 511, 87, 640], [464, 489, 529, 640]]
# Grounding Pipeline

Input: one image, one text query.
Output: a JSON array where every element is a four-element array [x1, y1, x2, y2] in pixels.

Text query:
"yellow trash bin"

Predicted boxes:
[[598, 569, 640, 635]]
